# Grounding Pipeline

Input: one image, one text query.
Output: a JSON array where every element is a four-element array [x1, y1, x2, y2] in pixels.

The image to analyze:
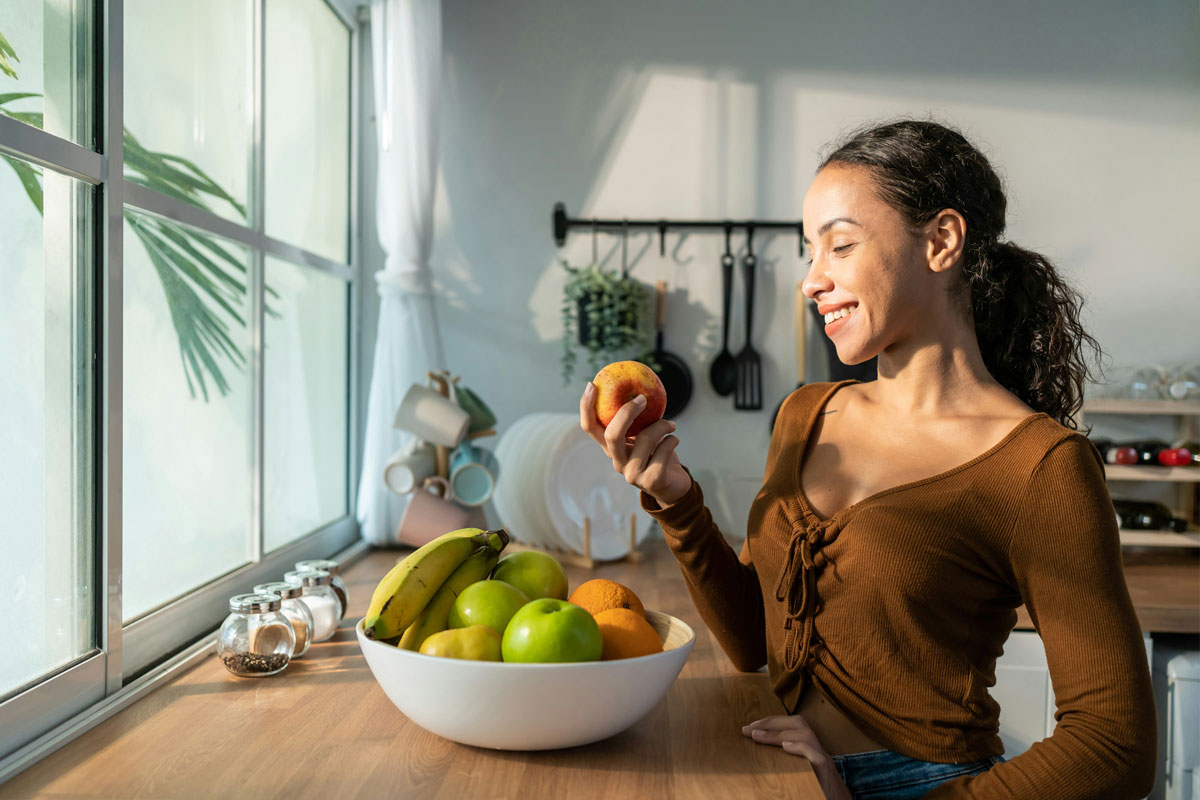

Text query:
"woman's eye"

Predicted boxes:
[[833, 244, 855, 255]]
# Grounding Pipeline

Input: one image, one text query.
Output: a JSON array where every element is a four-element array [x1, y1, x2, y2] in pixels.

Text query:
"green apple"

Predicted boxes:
[[448, 579, 529, 637], [491, 551, 569, 602], [418, 625, 503, 661], [501, 598, 602, 663]]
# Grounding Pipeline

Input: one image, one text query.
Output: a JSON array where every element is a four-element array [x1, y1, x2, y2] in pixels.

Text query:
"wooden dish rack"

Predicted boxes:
[[425, 370, 648, 569]]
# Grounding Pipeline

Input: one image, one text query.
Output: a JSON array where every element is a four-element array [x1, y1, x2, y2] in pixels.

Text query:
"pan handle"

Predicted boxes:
[[655, 279, 667, 331]]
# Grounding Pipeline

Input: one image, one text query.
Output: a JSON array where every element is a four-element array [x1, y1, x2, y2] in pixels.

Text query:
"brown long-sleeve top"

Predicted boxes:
[[640, 380, 1156, 799]]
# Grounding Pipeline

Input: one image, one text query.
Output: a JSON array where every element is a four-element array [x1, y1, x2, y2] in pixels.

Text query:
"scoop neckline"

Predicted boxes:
[[792, 379, 1048, 524]]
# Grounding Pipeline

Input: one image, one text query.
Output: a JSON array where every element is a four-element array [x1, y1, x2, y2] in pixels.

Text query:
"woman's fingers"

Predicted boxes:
[[624, 418, 677, 477], [602, 395, 646, 464], [579, 383, 607, 444]]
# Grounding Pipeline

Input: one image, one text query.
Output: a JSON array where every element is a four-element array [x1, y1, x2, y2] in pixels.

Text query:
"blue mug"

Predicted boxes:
[[448, 441, 500, 507]]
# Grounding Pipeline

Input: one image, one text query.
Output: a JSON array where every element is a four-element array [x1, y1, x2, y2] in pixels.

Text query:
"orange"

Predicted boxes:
[[593, 608, 662, 660], [568, 578, 645, 619]]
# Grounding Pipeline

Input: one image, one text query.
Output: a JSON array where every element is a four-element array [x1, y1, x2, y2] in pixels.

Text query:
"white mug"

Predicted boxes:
[[393, 384, 471, 448], [383, 440, 437, 495]]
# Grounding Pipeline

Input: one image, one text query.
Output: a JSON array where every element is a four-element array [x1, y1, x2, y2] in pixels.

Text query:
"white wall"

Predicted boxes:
[[362, 0, 1200, 539]]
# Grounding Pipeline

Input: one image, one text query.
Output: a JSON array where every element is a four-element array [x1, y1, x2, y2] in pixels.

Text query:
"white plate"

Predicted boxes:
[[545, 425, 649, 560], [492, 414, 542, 546], [529, 415, 580, 551], [519, 414, 573, 550]]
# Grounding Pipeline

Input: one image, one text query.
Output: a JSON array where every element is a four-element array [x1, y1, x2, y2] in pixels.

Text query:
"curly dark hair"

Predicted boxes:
[[818, 118, 1105, 430]]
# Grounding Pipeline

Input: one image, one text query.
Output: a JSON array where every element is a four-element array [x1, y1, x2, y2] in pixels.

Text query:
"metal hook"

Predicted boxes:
[[658, 220, 668, 257], [797, 223, 805, 257], [591, 220, 599, 265], [723, 223, 733, 257], [746, 224, 756, 257]]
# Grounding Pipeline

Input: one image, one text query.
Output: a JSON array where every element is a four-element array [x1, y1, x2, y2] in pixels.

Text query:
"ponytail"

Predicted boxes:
[[967, 240, 1103, 430]]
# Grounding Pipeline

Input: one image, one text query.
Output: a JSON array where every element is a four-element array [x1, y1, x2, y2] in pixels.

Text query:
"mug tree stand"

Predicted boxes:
[[503, 513, 645, 570]]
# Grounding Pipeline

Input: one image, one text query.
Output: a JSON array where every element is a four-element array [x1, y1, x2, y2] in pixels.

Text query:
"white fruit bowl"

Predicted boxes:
[[355, 609, 695, 750]]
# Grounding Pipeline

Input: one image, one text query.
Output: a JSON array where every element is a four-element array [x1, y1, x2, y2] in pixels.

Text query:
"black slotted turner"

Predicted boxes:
[[734, 235, 762, 410]]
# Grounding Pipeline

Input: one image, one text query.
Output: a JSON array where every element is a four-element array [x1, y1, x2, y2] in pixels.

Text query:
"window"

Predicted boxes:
[[0, 0, 361, 770]]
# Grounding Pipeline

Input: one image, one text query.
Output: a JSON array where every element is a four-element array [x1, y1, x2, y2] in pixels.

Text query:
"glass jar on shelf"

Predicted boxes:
[[284, 569, 340, 643], [217, 592, 295, 678], [253, 581, 315, 658], [295, 558, 348, 620]]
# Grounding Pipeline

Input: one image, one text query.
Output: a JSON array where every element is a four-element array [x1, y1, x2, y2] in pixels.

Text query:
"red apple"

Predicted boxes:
[[591, 361, 667, 437]]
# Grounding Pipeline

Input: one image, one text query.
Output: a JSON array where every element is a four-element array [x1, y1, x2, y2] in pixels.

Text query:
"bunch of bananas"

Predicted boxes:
[[363, 527, 510, 651]]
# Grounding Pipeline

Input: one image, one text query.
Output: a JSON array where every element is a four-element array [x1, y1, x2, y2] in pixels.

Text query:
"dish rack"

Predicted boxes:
[[503, 513, 646, 569]]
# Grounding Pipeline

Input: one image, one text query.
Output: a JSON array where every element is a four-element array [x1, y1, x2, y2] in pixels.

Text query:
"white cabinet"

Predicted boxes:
[[993, 630, 1155, 799]]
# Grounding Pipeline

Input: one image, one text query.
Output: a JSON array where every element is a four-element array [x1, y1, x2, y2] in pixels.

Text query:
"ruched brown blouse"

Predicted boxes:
[[639, 380, 1156, 799]]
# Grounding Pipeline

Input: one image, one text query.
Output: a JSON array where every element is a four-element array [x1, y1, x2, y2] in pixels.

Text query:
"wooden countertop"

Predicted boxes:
[[4, 538, 824, 799], [5, 534, 1194, 797], [1014, 547, 1200, 634]]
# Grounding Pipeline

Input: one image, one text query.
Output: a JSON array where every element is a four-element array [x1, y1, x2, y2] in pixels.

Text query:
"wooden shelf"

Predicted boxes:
[[1105, 465, 1200, 483], [1083, 398, 1200, 415], [1119, 529, 1200, 548]]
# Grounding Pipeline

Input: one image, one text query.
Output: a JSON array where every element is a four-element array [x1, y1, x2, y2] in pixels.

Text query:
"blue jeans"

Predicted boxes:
[[830, 748, 1006, 799]]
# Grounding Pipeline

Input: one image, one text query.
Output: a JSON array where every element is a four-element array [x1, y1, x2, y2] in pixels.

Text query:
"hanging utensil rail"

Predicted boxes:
[[552, 201, 805, 256]]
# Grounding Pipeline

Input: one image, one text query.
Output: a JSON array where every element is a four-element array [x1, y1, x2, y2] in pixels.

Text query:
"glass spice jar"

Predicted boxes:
[[284, 569, 340, 643], [295, 558, 348, 620], [253, 581, 315, 658], [217, 593, 295, 678]]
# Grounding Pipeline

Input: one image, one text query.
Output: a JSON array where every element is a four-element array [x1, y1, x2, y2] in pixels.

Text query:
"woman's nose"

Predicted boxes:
[[801, 257, 832, 300]]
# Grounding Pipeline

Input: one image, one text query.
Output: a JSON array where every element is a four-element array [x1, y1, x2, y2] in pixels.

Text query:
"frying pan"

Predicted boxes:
[[646, 279, 692, 419]]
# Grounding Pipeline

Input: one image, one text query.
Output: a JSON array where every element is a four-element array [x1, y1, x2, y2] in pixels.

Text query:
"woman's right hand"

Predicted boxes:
[[579, 383, 693, 507]]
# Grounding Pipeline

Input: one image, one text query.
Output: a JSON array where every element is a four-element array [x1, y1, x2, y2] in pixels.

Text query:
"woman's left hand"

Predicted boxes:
[[743, 715, 853, 800]]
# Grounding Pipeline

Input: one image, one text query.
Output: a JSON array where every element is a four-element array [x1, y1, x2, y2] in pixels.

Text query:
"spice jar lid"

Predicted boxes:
[[296, 558, 340, 576], [253, 581, 300, 600], [230, 592, 282, 613], [284, 568, 331, 587]]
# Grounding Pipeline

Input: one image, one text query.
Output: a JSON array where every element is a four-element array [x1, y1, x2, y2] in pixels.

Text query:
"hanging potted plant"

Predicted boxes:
[[560, 259, 658, 387]]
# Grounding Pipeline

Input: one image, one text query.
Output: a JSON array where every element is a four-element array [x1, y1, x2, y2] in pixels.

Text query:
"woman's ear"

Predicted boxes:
[[925, 209, 966, 274]]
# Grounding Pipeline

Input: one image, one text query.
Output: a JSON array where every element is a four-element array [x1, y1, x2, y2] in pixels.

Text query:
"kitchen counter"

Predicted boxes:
[[5, 534, 1195, 798], [3, 537, 825, 799], [1014, 547, 1199, 634]]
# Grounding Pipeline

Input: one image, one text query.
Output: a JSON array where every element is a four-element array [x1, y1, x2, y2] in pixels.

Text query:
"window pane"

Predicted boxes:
[[123, 0, 251, 223], [122, 211, 252, 621], [265, 0, 350, 263], [264, 257, 348, 552], [0, 0, 94, 147], [0, 159, 94, 695]]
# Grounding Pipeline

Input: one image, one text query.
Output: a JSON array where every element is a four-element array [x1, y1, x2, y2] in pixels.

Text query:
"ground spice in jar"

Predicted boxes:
[[222, 652, 290, 676], [290, 617, 310, 653]]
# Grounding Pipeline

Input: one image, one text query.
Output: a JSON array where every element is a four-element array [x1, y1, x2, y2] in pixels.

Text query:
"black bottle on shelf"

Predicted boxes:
[[1112, 498, 1190, 532]]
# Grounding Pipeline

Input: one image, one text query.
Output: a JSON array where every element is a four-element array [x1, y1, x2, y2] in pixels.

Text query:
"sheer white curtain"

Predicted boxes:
[[359, 0, 446, 545]]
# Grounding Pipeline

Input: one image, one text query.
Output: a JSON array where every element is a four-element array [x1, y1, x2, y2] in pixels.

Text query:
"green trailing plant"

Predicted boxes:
[[1, 32, 278, 401], [560, 258, 659, 387]]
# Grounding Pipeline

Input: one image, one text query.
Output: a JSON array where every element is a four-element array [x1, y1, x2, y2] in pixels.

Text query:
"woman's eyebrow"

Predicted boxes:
[[801, 216, 860, 246]]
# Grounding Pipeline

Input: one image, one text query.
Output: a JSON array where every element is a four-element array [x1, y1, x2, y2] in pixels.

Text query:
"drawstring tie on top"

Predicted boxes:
[[774, 517, 840, 672]]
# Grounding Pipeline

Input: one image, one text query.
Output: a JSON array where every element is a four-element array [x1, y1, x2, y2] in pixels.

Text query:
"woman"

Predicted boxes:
[[578, 119, 1156, 799]]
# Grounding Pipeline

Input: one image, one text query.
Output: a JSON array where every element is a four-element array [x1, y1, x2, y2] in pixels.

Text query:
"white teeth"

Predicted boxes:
[[823, 305, 857, 324]]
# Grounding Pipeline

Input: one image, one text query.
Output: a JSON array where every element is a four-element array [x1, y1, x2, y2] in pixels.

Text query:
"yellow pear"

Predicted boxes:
[[417, 625, 503, 661]]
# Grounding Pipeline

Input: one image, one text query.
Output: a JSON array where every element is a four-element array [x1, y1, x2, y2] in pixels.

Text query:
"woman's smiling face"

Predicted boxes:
[[801, 163, 939, 366]]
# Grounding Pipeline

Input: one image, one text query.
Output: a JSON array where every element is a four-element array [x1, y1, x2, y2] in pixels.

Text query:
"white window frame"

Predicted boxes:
[[0, 0, 366, 778]]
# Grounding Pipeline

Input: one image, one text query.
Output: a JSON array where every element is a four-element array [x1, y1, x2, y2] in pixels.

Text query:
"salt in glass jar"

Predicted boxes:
[[253, 581, 315, 658], [217, 593, 295, 677], [295, 558, 348, 620], [284, 569, 340, 643]]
